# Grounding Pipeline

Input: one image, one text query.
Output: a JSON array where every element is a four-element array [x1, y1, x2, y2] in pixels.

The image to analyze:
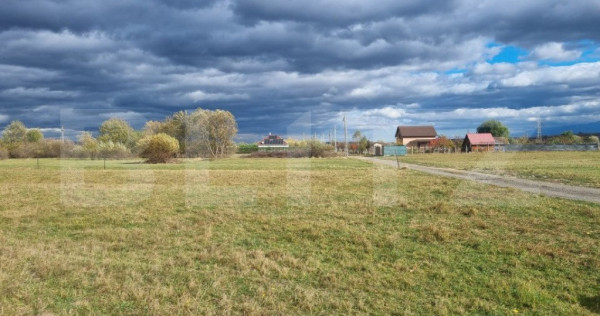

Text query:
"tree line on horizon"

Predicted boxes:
[[424, 120, 600, 152], [0, 108, 238, 163], [476, 120, 599, 145]]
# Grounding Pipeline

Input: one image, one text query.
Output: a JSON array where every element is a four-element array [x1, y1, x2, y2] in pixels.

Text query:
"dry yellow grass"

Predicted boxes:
[[0, 158, 599, 314], [393, 151, 600, 188]]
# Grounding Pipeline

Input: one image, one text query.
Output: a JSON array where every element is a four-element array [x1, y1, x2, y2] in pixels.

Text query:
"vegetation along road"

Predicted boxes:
[[360, 156, 600, 204]]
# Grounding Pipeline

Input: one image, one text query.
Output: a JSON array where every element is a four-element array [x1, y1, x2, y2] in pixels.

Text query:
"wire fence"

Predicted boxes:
[[503, 144, 599, 152]]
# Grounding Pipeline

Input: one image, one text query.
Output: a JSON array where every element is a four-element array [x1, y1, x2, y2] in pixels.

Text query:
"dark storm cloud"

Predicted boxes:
[[0, 0, 599, 140], [231, 0, 455, 26]]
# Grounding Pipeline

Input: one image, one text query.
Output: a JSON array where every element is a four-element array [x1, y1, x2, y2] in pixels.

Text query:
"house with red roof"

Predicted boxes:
[[258, 133, 289, 150], [462, 133, 496, 152]]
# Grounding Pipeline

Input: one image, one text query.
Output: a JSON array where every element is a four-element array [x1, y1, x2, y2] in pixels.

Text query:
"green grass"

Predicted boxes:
[[1, 157, 599, 314], [384, 151, 600, 188]]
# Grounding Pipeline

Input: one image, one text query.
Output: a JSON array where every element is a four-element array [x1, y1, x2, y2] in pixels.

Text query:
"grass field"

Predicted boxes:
[[1, 158, 600, 314], [387, 151, 600, 188]]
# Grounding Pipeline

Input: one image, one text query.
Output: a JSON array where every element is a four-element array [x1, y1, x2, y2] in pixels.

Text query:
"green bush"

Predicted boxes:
[[137, 133, 180, 163], [9, 143, 39, 158], [71, 145, 89, 159], [236, 143, 259, 153], [306, 140, 335, 158], [39, 140, 75, 158]]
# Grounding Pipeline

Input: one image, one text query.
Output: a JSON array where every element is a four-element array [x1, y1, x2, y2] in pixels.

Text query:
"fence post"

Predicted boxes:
[[104, 158, 106, 170], [37, 158, 40, 169], [395, 150, 400, 169]]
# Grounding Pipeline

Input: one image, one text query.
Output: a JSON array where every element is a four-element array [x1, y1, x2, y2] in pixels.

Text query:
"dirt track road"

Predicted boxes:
[[357, 156, 600, 204]]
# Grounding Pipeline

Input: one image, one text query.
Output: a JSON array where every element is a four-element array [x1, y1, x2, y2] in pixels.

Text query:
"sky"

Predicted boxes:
[[0, 0, 599, 142]]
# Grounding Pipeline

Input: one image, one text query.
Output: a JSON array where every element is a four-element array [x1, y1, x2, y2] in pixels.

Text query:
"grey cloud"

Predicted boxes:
[[231, 0, 456, 26], [0, 0, 599, 140]]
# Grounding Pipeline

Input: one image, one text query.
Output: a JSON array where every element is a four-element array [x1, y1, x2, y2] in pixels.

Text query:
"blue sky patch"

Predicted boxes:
[[488, 43, 529, 64], [444, 68, 468, 75]]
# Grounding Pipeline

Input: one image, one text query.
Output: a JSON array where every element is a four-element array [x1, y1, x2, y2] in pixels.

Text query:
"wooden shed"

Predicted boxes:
[[462, 133, 496, 152], [373, 143, 383, 156]]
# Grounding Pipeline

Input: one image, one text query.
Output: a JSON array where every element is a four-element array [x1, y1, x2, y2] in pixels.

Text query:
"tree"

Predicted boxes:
[[306, 139, 334, 158], [98, 118, 134, 147], [137, 133, 180, 163], [97, 141, 131, 159], [156, 108, 238, 158], [26, 129, 44, 143], [206, 110, 237, 158], [159, 111, 189, 154], [557, 130, 582, 144], [429, 136, 455, 151], [2, 120, 27, 144], [586, 135, 599, 145], [185, 109, 210, 156], [358, 136, 369, 154], [143, 120, 163, 136], [477, 120, 509, 138], [78, 132, 99, 159], [352, 130, 363, 154]]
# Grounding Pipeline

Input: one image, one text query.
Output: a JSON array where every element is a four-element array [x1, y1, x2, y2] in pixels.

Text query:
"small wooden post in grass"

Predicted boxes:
[[395, 150, 400, 169], [37, 158, 40, 169], [104, 158, 106, 170]]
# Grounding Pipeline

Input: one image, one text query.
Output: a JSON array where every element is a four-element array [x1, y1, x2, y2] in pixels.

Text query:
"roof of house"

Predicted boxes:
[[258, 134, 288, 146], [465, 133, 496, 145], [395, 126, 437, 138]]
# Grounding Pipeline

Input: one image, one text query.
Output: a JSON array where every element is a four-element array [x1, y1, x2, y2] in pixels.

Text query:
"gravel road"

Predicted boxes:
[[357, 156, 600, 204]]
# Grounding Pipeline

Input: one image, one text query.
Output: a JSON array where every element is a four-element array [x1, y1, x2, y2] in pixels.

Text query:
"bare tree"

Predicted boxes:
[[186, 108, 237, 158], [207, 110, 237, 158]]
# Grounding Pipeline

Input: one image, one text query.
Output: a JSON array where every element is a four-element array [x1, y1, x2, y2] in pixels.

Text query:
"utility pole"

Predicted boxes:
[[334, 126, 337, 152], [61, 125, 65, 143], [343, 115, 348, 156], [537, 118, 542, 143]]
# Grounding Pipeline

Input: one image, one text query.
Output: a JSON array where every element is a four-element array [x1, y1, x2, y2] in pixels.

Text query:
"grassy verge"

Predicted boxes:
[[1, 158, 599, 314], [381, 151, 600, 188]]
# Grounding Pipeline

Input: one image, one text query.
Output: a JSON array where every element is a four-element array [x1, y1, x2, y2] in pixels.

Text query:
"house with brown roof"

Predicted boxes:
[[462, 133, 496, 152], [395, 126, 437, 148]]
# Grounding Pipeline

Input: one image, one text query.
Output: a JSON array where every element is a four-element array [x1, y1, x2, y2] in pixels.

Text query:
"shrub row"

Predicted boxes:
[[1, 140, 136, 159], [247, 141, 337, 158]]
